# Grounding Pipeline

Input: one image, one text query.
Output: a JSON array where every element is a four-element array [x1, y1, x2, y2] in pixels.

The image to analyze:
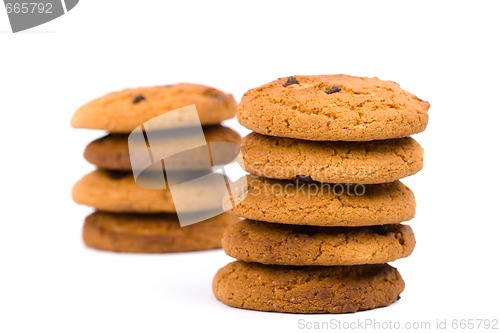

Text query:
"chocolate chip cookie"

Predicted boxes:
[[241, 133, 423, 184], [83, 211, 240, 253], [84, 125, 241, 170], [238, 75, 429, 141], [213, 261, 404, 314], [72, 83, 237, 132], [229, 176, 415, 226], [222, 219, 415, 265]]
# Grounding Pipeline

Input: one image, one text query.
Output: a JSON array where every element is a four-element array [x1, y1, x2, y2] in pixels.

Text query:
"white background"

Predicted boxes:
[[1, 1, 499, 332]]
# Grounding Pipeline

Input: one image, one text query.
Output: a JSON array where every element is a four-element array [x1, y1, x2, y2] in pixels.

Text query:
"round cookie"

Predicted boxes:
[[83, 211, 240, 253], [72, 170, 225, 213], [71, 83, 237, 132], [241, 133, 423, 184], [213, 261, 404, 314], [222, 220, 415, 266], [238, 74, 429, 141], [84, 125, 241, 170], [229, 176, 415, 226]]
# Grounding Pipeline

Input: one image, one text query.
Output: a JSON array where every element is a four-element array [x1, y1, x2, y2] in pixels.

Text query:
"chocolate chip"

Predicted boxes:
[[295, 174, 313, 182], [132, 95, 146, 104], [284, 76, 299, 87], [292, 225, 319, 236], [207, 91, 224, 99], [397, 295, 401, 301], [371, 224, 389, 235], [107, 170, 128, 180], [325, 86, 341, 94], [326, 121, 331, 126]]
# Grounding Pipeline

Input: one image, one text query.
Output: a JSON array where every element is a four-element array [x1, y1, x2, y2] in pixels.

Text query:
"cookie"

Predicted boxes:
[[71, 83, 237, 132], [213, 261, 404, 314], [83, 125, 241, 170], [72, 170, 227, 213], [83, 211, 240, 253], [241, 133, 423, 184], [229, 176, 415, 226], [222, 220, 415, 266], [238, 75, 429, 141]]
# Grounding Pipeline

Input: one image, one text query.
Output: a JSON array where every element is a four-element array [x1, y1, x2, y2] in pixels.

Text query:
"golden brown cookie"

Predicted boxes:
[[238, 75, 429, 141], [83, 125, 241, 170], [222, 220, 415, 266], [213, 261, 404, 314], [241, 133, 423, 184], [71, 83, 237, 132], [72, 170, 226, 213], [229, 176, 415, 226], [83, 211, 240, 253]]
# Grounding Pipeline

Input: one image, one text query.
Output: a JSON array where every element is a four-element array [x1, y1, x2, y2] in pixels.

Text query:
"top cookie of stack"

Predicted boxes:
[[238, 74, 429, 142], [72, 83, 237, 132]]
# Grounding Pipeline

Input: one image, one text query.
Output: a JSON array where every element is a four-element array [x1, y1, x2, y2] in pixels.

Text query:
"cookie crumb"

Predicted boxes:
[[325, 86, 341, 94], [132, 95, 146, 104], [284, 76, 299, 87]]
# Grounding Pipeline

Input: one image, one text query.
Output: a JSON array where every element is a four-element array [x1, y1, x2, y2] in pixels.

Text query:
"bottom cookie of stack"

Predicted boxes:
[[84, 211, 240, 253], [213, 261, 404, 314]]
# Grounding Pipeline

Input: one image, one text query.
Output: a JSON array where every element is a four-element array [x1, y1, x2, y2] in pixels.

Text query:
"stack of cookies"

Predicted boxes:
[[213, 75, 429, 313], [71, 83, 241, 253]]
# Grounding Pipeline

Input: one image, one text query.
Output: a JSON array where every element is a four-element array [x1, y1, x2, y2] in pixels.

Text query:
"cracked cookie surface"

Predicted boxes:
[[241, 133, 424, 184], [230, 176, 415, 226], [83, 211, 239, 253], [222, 220, 415, 266], [238, 74, 429, 141], [213, 261, 404, 314], [71, 83, 237, 132]]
